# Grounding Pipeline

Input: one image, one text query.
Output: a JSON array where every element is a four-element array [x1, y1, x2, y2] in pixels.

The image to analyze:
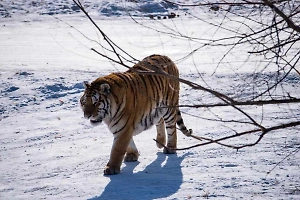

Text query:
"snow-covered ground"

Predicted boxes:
[[1, 1, 299, 199]]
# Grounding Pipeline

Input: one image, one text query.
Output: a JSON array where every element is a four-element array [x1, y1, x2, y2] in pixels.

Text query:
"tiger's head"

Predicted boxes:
[[80, 81, 111, 125]]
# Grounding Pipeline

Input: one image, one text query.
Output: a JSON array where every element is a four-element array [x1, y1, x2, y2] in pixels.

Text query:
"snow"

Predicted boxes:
[[0, 1, 299, 199]]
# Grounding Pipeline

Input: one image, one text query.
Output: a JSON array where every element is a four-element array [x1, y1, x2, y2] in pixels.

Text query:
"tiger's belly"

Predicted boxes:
[[133, 107, 165, 135]]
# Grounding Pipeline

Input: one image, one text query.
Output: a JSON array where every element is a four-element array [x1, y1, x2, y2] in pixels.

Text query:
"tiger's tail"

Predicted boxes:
[[176, 109, 193, 136]]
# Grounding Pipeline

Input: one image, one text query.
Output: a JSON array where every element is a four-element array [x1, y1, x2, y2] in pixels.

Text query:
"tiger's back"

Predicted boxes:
[[80, 54, 192, 175], [121, 54, 180, 133]]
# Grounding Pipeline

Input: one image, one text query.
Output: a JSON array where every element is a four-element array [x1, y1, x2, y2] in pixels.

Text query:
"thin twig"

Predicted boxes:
[[72, 0, 138, 64], [266, 147, 300, 175], [179, 98, 300, 108], [156, 121, 300, 151]]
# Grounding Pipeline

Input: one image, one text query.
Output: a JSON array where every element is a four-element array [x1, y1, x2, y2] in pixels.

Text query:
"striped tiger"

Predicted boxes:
[[80, 54, 192, 175]]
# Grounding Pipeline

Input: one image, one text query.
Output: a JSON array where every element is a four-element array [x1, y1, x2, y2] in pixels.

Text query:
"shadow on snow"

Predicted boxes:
[[90, 152, 191, 200]]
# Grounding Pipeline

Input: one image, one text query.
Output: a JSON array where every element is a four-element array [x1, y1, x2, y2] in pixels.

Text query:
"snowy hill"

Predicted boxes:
[[0, 0, 180, 18]]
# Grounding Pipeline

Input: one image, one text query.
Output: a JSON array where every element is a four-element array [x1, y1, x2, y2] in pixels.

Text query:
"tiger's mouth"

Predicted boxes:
[[85, 114, 103, 125], [90, 118, 102, 124]]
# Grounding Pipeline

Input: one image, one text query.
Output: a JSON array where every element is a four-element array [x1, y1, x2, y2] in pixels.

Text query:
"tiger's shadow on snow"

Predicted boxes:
[[90, 152, 191, 200]]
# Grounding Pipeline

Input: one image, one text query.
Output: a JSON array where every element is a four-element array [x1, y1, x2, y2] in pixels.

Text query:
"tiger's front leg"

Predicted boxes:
[[124, 138, 140, 162], [104, 131, 132, 175]]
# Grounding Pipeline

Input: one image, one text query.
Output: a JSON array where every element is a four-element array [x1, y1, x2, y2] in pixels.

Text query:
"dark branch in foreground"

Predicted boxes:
[[179, 98, 300, 108], [155, 121, 300, 150]]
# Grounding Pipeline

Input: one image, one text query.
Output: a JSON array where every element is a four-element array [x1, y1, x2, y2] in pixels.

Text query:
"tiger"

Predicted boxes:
[[80, 54, 192, 175]]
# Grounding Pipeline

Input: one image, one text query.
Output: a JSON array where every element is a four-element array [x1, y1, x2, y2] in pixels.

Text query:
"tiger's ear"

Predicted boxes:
[[83, 81, 90, 89], [100, 83, 111, 95]]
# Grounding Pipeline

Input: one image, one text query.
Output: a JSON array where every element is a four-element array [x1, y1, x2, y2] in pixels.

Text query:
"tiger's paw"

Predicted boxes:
[[104, 165, 120, 175], [163, 147, 177, 154], [124, 152, 140, 162]]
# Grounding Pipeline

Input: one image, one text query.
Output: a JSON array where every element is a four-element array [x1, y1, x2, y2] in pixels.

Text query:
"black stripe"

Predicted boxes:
[[116, 73, 128, 83], [105, 76, 122, 88], [113, 116, 130, 134], [152, 75, 163, 92], [111, 110, 126, 128], [177, 118, 184, 126], [140, 76, 148, 96], [163, 108, 172, 119], [164, 89, 170, 103], [181, 126, 187, 131], [167, 130, 176, 136], [164, 109, 176, 124], [166, 114, 176, 124], [166, 125, 176, 129], [144, 115, 148, 128], [126, 74, 136, 94], [112, 98, 124, 119], [147, 75, 158, 101], [177, 110, 181, 116], [117, 73, 132, 90]]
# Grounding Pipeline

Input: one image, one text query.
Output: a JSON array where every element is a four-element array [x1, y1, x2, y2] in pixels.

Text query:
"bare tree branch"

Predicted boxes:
[[155, 120, 300, 150], [261, 0, 300, 32], [72, 0, 138, 65], [73, 0, 300, 150], [179, 98, 300, 108]]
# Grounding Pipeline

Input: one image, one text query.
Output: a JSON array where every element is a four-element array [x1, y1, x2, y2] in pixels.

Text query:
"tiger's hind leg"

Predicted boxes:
[[155, 118, 166, 149], [163, 111, 177, 154], [124, 137, 140, 162]]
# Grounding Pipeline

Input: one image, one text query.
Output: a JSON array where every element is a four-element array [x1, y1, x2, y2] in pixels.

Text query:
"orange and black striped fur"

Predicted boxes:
[[80, 55, 192, 175]]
